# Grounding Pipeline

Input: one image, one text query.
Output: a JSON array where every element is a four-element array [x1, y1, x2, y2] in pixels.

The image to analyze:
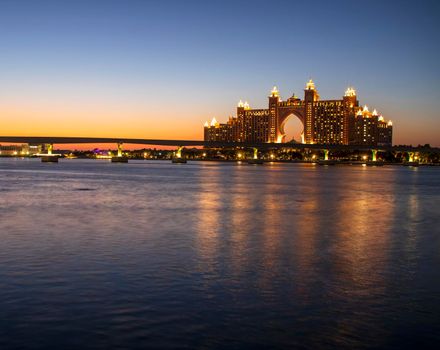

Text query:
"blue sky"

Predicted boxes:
[[0, 0, 439, 145]]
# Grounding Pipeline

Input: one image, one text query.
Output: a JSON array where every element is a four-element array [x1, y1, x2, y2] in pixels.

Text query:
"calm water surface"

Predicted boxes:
[[0, 158, 439, 349]]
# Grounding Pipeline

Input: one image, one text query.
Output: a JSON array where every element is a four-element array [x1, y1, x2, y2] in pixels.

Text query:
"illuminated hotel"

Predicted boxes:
[[204, 80, 393, 146]]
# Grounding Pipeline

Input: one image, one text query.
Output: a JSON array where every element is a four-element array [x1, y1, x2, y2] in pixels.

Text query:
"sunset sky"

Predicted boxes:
[[0, 0, 439, 146]]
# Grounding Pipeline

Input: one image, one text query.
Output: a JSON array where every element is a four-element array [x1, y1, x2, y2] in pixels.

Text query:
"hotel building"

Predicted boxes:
[[204, 80, 393, 146]]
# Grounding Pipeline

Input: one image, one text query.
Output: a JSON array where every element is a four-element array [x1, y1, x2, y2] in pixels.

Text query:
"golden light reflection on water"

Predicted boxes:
[[193, 164, 402, 298], [402, 192, 421, 261], [399, 167, 422, 260], [290, 171, 321, 301], [326, 170, 398, 342], [228, 179, 254, 276], [332, 170, 396, 290], [261, 175, 283, 261], [195, 165, 222, 270], [336, 196, 391, 283], [192, 164, 430, 332], [257, 172, 285, 294]]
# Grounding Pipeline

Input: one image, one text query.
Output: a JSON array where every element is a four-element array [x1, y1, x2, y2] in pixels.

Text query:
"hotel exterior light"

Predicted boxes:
[[306, 79, 315, 90], [345, 87, 356, 97]]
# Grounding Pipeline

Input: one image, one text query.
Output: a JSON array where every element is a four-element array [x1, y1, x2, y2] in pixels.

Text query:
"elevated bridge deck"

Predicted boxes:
[[0, 136, 438, 153]]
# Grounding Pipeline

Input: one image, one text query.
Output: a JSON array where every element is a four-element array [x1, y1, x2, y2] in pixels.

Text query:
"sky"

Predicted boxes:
[[0, 0, 439, 146]]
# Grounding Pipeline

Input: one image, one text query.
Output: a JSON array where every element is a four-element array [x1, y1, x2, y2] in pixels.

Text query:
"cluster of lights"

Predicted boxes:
[[306, 79, 315, 90], [237, 100, 250, 109], [0, 149, 32, 156], [204, 117, 220, 127], [355, 105, 392, 126], [345, 87, 356, 97], [270, 86, 279, 97]]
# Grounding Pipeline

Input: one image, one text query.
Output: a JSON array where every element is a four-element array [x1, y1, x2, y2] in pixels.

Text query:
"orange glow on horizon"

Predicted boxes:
[[0, 102, 204, 144]]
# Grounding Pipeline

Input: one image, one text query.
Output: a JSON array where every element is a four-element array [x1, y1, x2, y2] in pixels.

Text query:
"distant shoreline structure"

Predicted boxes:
[[1, 142, 439, 165]]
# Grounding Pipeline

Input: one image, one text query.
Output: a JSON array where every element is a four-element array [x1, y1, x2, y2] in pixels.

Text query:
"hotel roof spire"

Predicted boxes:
[[270, 86, 279, 97], [345, 87, 356, 97], [306, 79, 315, 90]]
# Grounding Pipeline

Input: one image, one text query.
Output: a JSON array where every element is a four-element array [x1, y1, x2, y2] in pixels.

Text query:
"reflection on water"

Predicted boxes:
[[0, 159, 439, 349]]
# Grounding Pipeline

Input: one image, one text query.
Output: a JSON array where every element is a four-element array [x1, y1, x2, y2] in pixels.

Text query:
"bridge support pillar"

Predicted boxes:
[[247, 148, 263, 164], [112, 142, 128, 163], [172, 146, 187, 163], [117, 143, 123, 157], [317, 149, 335, 165], [175, 146, 183, 159], [41, 144, 58, 162], [253, 148, 258, 160], [372, 149, 377, 162]]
